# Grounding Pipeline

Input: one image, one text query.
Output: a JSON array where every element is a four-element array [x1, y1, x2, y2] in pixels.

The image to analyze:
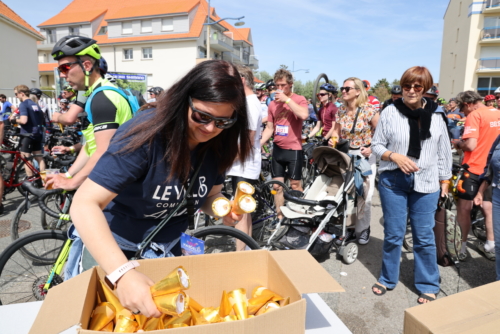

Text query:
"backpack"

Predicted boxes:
[[434, 197, 462, 267], [84, 86, 142, 123]]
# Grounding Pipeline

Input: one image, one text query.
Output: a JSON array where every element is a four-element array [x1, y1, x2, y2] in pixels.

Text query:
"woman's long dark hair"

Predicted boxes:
[[118, 60, 251, 182]]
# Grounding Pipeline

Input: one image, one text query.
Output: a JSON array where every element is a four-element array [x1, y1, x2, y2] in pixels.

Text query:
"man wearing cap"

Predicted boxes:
[[381, 85, 402, 111]]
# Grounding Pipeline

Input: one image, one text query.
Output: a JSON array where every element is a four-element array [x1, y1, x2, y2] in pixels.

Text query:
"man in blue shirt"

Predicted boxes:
[[0, 94, 12, 122], [12, 85, 46, 176]]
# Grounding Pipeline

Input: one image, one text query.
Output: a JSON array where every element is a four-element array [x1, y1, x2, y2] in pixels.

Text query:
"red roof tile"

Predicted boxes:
[[0, 1, 43, 38]]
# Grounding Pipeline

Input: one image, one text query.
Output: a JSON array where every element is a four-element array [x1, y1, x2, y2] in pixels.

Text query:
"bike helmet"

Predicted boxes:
[[63, 84, 75, 93], [265, 79, 276, 90], [362, 80, 370, 91], [147, 87, 164, 96], [105, 73, 117, 83], [319, 83, 337, 94], [426, 85, 439, 96], [29, 88, 43, 98], [255, 83, 266, 90], [494, 87, 500, 95], [391, 85, 402, 95], [51, 35, 101, 61], [437, 97, 446, 105], [484, 94, 496, 102], [99, 57, 108, 75]]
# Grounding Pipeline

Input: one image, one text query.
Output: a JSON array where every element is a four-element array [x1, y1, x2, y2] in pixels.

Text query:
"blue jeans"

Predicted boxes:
[[491, 188, 500, 280], [378, 169, 440, 294]]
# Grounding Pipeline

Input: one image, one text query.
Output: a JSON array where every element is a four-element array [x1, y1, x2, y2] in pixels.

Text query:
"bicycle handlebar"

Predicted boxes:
[[21, 181, 67, 219]]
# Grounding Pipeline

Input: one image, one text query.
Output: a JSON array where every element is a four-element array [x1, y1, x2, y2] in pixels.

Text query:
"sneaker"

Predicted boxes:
[[335, 229, 356, 246], [458, 249, 469, 262], [477, 242, 496, 261], [357, 227, 370, 245]]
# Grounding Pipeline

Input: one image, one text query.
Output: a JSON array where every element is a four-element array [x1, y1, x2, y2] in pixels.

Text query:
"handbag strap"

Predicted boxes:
[[136, 150, 208, 256], [350, 107, 362, 134]]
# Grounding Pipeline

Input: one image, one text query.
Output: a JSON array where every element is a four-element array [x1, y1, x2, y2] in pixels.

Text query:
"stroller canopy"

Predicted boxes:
[[312, 146, 353, 181]]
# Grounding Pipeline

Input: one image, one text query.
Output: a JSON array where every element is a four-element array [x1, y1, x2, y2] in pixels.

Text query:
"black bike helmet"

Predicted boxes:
[[147, 87, 164, 96], [426, 85, 439, 96], [29, 88, 43, 98], [320, 83, 337, 94], [52, 35, 101, 61], [391, 85, 402, 95], [265, 79, 276, 90], [99, 57, 108, 75]]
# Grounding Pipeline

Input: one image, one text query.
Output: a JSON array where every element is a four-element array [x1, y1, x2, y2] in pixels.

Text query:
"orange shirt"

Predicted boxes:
[[462, 105, 500, 175]]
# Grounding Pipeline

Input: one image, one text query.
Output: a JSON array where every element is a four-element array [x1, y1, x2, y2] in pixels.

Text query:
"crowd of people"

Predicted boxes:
[[1, 34, 500, 315]]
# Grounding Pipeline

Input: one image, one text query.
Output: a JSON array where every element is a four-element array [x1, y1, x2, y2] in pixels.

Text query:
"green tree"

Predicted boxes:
[[371, 78, 390, 95], [373, 86, 390, 103], [293, 80, 305, 97], [279, 64, 288, 70], [392, 79, 400, 87], [116, 79, 147, 94], [254, 71, 272, 83]]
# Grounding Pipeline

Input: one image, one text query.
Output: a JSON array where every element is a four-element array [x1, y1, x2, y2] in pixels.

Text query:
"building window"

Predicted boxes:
[[122, 21, 132, 35], [69, 26, 80, 35], [46, 29, 56, 43], [123, 48, 133, 60], [162, 18, 173, 31], [477, 77, 500, 96], [141, 20, 152, 33], [98, 26, 108, 35], [142, 47, 153, 59]]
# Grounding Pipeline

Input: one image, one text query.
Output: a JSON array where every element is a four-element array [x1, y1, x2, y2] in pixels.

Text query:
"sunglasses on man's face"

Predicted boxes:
[[340, 87, 357, 93], [58, 61, 79, 75], [188, 97, 237, 129], [317, 93, 328, 97], [402, 84, 424, 92]]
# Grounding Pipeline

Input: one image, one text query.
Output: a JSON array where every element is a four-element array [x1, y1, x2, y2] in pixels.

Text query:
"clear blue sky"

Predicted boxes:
[[5, 0, 449, 86]]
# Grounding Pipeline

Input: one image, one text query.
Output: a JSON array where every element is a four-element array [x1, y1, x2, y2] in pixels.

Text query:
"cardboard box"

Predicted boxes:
[[31, 249, 344, 334], [404, 281, 500, 334]]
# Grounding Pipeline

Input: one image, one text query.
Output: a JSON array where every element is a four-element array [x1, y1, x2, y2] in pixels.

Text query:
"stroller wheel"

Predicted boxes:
[[342, 243, 358, 265]]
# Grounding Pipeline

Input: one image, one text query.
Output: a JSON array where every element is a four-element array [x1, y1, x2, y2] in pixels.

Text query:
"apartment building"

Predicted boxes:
[[0, 2, 44, 96], [37, 0, 258, 91], [440, 0, 500, 99]]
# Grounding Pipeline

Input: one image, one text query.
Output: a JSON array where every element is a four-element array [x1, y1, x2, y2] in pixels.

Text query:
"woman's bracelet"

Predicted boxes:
[[388, 152, 395, 162]]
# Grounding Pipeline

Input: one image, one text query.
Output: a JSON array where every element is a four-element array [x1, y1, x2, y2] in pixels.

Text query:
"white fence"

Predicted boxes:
[[3, 97, 59, 117]]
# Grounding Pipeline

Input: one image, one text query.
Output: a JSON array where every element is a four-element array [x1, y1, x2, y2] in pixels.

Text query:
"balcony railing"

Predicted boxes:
[[242, 51, 250, 64], [477, 58, 500, 70], [486, 0, 500, 8], [481, 26, 500, 40], [40, 33, 89, 45]]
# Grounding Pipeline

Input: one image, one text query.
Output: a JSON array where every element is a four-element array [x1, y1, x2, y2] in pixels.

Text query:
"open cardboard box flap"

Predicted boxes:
[[30, 249, 342, 334], [404, 281, 500, 334]]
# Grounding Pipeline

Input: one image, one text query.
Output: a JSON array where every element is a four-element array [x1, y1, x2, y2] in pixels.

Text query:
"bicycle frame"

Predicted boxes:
[[43, 238, 72, 291], [0, 149, 40, 187]]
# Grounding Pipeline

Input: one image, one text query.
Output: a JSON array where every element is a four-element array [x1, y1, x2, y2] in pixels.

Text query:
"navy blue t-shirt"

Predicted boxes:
[[89, 114, 225, 253], [18, 99, 44, 137]]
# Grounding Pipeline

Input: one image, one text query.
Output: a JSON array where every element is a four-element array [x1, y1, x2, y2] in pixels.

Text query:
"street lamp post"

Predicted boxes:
[[290, 62, 309, 92], [205, 0, 245, 60]]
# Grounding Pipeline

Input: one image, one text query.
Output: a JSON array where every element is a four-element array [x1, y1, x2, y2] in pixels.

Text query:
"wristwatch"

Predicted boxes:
[[105, 261, 140, 288]]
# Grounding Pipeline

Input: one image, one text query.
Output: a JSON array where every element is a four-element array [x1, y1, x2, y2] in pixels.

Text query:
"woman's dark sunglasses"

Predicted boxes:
[[317, 93, 328, 97], [402, 84, 424, 92], [57, 61, 79, 75], [188, 97, 237, 129], [340, 87, 357, 93]]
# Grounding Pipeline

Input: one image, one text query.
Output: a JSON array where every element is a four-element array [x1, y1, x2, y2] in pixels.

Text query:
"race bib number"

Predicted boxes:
[[275, 125, 289, 136]]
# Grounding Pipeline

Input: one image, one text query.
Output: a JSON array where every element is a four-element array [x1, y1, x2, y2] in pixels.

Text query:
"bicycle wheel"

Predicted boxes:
[[471, 207, 486, 242], [0, 230, 67, 305], [192, 226, 260, 253], [40, 193, 72, 232]]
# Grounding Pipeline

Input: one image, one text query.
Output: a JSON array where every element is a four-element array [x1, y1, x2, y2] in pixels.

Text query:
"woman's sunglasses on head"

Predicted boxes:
[[188, 97, 237, 129], [402, 84, 424, 92]]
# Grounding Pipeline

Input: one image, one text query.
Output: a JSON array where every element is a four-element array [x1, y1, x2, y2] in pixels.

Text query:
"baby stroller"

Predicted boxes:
[[271, 146, 362, 264]]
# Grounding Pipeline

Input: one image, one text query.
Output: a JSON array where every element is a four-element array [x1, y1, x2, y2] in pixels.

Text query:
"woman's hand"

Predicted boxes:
[[115, 269, 161, 318], [440, 182, 449, 198], [391, 153, 419, 175], [222, 211, 243, 226], [360, 147, 371, 158]]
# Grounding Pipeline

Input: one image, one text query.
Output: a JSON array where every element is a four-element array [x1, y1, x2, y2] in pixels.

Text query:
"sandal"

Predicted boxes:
[[417, 293, 436, 304], [372, 283, 388, 296]]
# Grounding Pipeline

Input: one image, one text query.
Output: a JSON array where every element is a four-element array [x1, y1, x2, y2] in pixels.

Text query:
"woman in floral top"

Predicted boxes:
[[330, 77, 379, 245]]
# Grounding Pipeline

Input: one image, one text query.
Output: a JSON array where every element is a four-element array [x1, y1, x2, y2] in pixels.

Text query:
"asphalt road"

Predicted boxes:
[[0, 186, 496, 332]]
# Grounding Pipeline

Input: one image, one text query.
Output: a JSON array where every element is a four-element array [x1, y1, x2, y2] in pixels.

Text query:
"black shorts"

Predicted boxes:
[[456, 172, 493, 201], [229, 176, 258, 197], [271, 145, 303, 180], [20, 136, 43, 153]]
